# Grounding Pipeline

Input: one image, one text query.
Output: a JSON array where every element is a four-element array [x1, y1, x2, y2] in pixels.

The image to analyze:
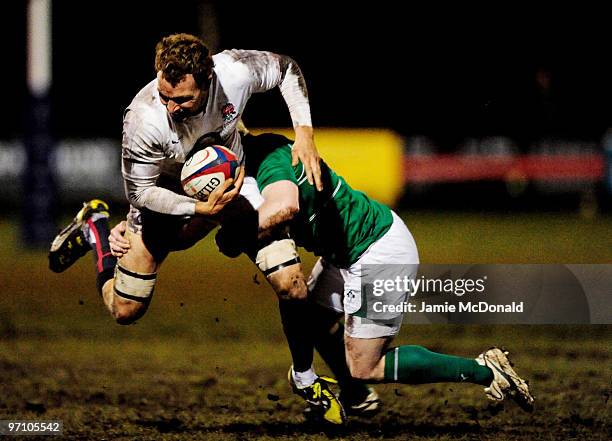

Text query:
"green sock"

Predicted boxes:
[[384, 345, 493, 386]]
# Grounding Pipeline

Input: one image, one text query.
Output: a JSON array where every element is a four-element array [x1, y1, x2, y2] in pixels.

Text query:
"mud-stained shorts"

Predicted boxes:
[[125, 176, 264, 262], [308, 211, 419, 339]]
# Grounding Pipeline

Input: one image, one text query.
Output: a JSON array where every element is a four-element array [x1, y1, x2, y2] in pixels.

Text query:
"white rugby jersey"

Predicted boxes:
[[121, 49, 312, 216]]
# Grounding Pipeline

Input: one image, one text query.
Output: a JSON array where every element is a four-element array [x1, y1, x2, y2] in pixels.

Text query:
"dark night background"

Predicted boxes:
[[0, 8, 610, 441], [3, 2, 611, 152]]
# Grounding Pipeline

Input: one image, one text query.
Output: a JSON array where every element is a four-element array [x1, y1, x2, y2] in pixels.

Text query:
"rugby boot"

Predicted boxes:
[[288, 367, 346, 425], [476, 346, 535, 412], [49, 199, 110, 273], [339, 385, 381, 417]]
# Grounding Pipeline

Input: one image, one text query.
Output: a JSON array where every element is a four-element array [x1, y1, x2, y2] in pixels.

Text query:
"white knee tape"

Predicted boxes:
[[113, 265, 157, 303], [255, 238, 300, 276]]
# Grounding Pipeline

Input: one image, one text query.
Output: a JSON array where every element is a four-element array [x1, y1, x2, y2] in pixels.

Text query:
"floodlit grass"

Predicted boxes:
[[0, 212, 610, 439]]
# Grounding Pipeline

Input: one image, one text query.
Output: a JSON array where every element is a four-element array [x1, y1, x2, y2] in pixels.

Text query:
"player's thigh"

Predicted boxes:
[[135, 207, 208, 262], [216, 177, 264, 225], [174, 216, 218, 251], [344, 334, 393, 379], [341, 211, 419, 331], [308, 258, 346, 313], [339, 264, 407, 376], [118, 227, 158, 273]]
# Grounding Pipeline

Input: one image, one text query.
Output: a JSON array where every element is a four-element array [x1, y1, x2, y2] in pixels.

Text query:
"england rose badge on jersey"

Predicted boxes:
[[221, 103, 237, 123]]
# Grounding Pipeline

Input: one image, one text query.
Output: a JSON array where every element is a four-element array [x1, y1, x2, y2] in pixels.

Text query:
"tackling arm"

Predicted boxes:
[[213, 176, 305, 299], [256, 180, 305, 300], [276, 55, 322, 191], [242, 50, 322, 190], [258, 180, 300, 240]]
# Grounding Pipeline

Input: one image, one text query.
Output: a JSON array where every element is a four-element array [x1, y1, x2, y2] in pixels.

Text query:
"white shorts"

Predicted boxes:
[[309, 211, 419, 339]]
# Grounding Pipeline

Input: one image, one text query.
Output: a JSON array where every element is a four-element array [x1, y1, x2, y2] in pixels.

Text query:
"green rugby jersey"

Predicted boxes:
[[244, 134, 393, 268]]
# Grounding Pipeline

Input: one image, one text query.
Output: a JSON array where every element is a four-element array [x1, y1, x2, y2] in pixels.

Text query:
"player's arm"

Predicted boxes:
[[110, 166, 244, 258], [238, 50, 322, 190], [215, 179, 298, 256], [122, 111, 241, 217], [291, 125, 321, 191], [258, 181, 307, 301], [194, 166, 245, 216], [276, 56, 321, 192], [258, 180, 300, 240], [216, 145, 298, 257]]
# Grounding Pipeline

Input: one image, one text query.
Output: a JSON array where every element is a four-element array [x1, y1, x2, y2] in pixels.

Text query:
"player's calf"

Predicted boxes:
[[49, 200, 153, 325], [345, 335, 388, 382], [106, 224, 159, 324], [346, 363, 383, 382], [111, 295, 148, 325], [49, 199, 119, 305]]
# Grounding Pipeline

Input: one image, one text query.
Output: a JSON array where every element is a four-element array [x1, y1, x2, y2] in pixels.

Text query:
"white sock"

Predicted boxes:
[[292, 366, 317, 389]]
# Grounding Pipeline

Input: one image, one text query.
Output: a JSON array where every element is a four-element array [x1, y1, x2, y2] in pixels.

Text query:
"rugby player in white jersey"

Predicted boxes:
[[49, 33, 371, 425], [49, 32, 321, 320]]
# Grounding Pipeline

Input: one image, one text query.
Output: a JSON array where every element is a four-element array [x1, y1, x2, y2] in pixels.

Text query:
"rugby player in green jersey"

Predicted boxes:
[[232, 133, 535, 420], [109, 132, 535, 424]]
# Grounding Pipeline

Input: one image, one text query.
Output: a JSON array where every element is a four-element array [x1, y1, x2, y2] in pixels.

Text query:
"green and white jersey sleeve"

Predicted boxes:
[[253, 140, 394, 268]]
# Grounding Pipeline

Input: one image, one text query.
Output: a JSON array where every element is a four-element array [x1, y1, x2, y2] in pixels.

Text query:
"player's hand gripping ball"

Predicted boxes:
[[181, 145, 240, 201]]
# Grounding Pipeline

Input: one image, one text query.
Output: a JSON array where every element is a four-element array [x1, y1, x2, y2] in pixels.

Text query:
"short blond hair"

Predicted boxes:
[[154, 33, 213, 88]]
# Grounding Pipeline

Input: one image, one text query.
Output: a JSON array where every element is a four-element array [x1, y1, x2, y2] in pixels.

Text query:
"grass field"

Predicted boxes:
[[0, 211, 610, 440]]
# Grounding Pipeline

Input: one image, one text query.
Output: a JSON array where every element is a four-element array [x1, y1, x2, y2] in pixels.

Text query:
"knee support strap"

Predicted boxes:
[[113, 265, 157, 303], [255, 238, 300, 276]]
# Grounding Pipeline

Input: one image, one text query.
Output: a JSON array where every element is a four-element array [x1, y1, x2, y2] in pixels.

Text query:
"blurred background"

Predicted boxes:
[[2, 1, 612, 248]]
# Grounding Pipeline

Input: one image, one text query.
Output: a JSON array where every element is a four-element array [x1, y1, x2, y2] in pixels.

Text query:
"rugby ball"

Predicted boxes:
[[181, 145, 239, 200]]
